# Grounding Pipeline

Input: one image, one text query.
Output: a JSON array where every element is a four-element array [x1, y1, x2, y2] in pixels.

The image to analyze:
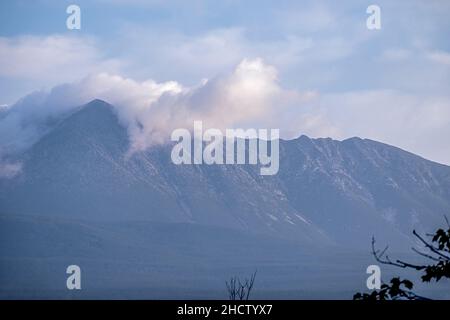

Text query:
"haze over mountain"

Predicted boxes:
[[1, 99, 450, 298]]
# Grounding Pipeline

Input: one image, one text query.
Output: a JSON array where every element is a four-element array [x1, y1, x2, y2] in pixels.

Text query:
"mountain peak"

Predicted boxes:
[[84, 98, 112, 108], [343, 136, 363, 143], [69, 99, 117, 127], [24, 98, 129, 161]]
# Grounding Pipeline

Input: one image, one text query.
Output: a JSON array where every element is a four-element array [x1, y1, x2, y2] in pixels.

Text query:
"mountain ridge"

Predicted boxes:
[[1, 99, 450, 248]]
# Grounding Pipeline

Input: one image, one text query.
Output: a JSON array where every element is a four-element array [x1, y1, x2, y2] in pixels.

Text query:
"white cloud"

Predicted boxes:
[[1, 55, 450, 166], [0, 59, 312, 154], [0, 0, 449, 170], [0, 72, 182, 153]]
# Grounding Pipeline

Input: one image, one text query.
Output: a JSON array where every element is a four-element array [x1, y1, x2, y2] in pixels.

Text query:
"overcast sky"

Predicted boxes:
[[0, 0, 449, 165]]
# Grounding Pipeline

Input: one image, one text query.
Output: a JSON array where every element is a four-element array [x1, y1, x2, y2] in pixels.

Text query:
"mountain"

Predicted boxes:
[[1, 99, 450, 298], [2, 99, 449, 245]]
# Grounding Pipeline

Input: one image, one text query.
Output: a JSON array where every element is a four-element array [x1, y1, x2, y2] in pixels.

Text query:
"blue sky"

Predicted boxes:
[[0, 0, 450, 164]]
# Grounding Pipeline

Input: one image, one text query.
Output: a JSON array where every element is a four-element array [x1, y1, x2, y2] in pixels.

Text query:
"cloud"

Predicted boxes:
[[1, 58, 450, 166], [0, 58, 313, 154], [114, 23, 358, 89], [0, 72, 182, 154], [125, 58, 283, 149], [0, 0, 449, 175]]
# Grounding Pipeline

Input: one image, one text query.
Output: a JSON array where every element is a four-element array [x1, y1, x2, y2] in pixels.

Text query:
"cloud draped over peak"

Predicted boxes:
[[0, 58, 310, 155], [126, 58, 285, 150], [1, 58, 450, 168]]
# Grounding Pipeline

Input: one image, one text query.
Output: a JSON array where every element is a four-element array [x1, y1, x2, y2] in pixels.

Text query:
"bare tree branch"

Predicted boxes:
[[411, 247, 442, 262], [226, 271, 257, 300], [371, 236, 426, 270], [413, 230, 450, 260]]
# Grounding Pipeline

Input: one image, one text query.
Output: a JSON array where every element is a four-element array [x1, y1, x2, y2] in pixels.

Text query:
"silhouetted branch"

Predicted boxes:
[[413, 230, 450, 260], [411, 247, 442, 262], [245, 271, 256, 300], [226, 270, 257, 300], [371, 237, 426, 270]]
